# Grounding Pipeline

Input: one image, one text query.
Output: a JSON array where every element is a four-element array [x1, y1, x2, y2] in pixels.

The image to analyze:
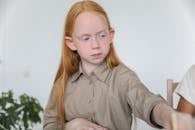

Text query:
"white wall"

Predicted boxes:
[[0, 0, 194, 129]]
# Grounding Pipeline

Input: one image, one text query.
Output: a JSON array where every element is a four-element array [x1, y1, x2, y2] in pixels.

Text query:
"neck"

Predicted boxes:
[[81, 62, 102, 75], [81, 64, 96, 75]]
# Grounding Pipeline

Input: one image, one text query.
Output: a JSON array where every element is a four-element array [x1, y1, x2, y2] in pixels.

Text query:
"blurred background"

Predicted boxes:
[[0, 0, 194, 129]]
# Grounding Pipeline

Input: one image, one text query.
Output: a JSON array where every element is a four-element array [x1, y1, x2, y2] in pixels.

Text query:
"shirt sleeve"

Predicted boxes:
[[175, 65, 195, 105], [43, 83, 60, 130], [126, 71, 166, 128]]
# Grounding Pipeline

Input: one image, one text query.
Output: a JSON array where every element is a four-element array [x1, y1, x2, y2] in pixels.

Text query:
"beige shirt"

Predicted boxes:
[[44, 63, 165, 130]]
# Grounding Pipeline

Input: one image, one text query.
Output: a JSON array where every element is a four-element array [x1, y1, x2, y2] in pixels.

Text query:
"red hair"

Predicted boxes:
[[53, 0, 121, 129]]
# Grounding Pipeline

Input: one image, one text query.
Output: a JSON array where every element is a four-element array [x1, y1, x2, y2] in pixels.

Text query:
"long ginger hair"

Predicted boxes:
[[54, 0, 121, 129]]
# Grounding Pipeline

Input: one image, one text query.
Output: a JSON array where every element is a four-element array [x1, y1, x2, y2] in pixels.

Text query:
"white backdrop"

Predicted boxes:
[[0, 0, 194, 129]]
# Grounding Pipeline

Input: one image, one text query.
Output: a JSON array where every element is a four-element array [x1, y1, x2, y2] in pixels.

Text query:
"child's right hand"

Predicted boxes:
[[65, 118, 108, 130]]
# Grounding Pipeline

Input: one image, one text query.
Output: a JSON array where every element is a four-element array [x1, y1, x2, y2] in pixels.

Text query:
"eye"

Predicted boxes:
[[99, 32, 107, 38], [82, 35, 90, 41]]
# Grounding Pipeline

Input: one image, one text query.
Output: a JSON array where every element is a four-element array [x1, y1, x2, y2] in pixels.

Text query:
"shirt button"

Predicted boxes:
[[88, 99, 92, 104], [89, 80, 93, 85]]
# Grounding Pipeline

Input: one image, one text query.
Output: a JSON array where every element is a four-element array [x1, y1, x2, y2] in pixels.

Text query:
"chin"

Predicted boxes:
[[91, 59, 104, 65]]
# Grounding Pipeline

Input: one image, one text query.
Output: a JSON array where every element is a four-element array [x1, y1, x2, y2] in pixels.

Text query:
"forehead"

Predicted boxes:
[[73, 11, 108, 35]]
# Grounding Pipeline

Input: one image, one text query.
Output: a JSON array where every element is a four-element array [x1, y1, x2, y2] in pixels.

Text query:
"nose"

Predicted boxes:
[[91, 36, 100, 49]]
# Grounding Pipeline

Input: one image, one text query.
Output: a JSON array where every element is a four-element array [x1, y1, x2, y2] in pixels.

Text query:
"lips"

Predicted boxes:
[[91, 53, 102, 59]]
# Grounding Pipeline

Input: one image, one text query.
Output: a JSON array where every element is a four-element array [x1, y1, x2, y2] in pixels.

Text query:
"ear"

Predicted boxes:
[[65, 36, 77, 51], [109, 29, 115, 44]]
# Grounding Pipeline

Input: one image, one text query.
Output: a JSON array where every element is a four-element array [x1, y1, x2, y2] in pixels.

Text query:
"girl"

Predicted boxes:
[[43, 0, 193, 130]]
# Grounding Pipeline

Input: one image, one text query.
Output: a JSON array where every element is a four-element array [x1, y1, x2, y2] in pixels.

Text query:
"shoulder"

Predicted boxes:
[[112, 63, 139, 82], [114, 63, 134, 73], [113, 63, 135, 75]]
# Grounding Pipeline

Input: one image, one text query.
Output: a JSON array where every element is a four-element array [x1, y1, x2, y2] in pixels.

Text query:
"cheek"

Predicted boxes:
[[102, 42, 111, 51], [75, 43, 86, 50], [106, 45, 111, 53], [76, 45, 90, 55]]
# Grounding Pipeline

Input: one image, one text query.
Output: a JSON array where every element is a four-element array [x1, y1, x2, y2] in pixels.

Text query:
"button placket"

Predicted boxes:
[[88, 79, 93, 104], [88, 73, 97, 122]]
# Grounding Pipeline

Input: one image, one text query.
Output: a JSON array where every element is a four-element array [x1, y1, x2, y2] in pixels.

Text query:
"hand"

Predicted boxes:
[[163, 112, 193, 130], [65, 118, 108, 130]]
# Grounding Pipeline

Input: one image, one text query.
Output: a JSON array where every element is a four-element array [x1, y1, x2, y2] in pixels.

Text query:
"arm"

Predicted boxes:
[[152, 103, 174, 128], [43, 92, 59, 130], [152, 103, 193, 130], [177, 96, 195, 115], [65, 118, 108, 130]]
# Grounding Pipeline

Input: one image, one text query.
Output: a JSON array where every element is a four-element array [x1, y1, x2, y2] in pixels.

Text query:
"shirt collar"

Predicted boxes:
[[71, 62, 111, 82], [93, 62, 111, 82], [71, 63, 83, 82]]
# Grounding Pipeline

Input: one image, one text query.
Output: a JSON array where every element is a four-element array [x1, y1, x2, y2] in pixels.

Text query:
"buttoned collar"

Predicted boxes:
[[71, 63, 83, 82], [71, 62, 111, 82]]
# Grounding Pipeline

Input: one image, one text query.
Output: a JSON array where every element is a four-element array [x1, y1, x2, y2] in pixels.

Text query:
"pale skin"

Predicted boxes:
[[65, 11, 194, 130], [153, 103, 194, 130], [65, 118, 108, 130], [65, 11, 113, 75]]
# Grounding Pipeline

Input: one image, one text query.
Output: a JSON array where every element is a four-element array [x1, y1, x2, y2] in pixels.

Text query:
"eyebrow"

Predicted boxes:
[[96, 29, 107, 34], [77, 29, 108, 37]]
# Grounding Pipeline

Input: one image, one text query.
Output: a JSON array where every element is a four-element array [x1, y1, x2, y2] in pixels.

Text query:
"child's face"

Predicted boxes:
[[66, 11, 114, 68]]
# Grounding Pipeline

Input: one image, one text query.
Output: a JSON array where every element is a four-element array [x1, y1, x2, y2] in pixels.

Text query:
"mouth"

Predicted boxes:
[[91, 53, 102, 59]]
